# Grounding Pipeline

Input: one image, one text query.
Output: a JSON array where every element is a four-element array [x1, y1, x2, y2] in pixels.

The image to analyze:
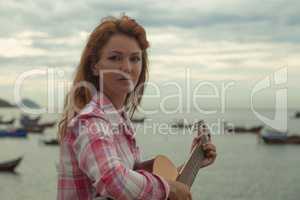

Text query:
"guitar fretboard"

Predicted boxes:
[[176, 131, 209, 187]]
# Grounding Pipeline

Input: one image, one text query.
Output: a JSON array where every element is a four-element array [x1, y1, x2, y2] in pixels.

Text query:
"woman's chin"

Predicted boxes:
[[117, 84, 135, 94], [117, 80, 135, 93]]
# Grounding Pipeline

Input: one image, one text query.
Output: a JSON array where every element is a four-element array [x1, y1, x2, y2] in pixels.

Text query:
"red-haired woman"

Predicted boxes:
[[57, 15, 216, 200]]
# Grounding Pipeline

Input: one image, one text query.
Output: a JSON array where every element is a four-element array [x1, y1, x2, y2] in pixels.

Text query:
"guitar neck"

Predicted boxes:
[[176, 134, 209, 187]]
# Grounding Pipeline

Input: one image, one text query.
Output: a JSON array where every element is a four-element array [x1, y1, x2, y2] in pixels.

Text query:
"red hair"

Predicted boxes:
[[58, 15, 149, 140]]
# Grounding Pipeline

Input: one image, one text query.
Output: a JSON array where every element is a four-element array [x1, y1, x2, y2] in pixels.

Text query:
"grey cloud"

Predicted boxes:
[[0, 1, 139, 37], [0, 55, 77, 69], [1, 0, 299, 71], [30, 37, 84, 51], [1, 0, 299, 42]]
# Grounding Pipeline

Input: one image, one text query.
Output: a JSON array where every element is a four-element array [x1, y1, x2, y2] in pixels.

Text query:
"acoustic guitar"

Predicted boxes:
[[134, 120, 210, 188]]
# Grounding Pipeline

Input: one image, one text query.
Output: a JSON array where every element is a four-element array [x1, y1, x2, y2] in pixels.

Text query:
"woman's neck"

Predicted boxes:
[[103, 91, 126, 111]]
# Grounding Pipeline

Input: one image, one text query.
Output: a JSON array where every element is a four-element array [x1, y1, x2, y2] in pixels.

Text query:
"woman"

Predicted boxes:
[[57, 15, 216, 200]]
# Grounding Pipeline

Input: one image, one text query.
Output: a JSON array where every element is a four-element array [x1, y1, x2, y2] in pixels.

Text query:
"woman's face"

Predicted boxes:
[[94, 34, 143, 97]]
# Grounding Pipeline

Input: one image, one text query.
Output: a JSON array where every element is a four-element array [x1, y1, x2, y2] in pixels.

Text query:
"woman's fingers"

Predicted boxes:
[[196, 121, 210, 134], [206, 150, 217, 158], [201, 154, 217, 167], [191, 133, 204, 149], [193, 122, 217, 168], [203, 143, 216, 152], [200, 158, 211, 167], [197, 126, 208, 135], [200, 142, 217, 167]]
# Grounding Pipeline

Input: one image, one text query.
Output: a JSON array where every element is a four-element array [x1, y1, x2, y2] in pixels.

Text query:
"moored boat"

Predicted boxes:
[[0, 129, 27, 138], [131, 117, 145, 123], [0, 117, 15, 125], [226, 125, 263, 134], [21, 121, 56, 134], [224, 122, 264, 134], [171, 119, 193, 129], [0, 156, 23, 172], [20, 114, 41, 127], [260, 128, 300, 144], [43, 138, 59, 146]]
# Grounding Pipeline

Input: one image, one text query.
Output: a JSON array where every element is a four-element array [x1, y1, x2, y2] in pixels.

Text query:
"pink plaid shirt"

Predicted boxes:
[[57, 93, 170, 200]]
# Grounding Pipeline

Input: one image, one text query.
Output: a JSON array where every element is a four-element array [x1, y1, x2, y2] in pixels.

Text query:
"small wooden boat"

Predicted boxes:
[[131, 117, 145, 123], [0, 118, 15, 125], [225, 125, 263, 134], [262, 134, 300, 144], [39, 121, 56, 128], [260, 128, 300, 144], [0, 156, 23, 172], [23, 126, 46, 134], [22, 121, 56, 134], [0, 129, 27, 138], [43, 138, 59, 146], [171, 119, 193, 129], [20, 114, 41, 127]]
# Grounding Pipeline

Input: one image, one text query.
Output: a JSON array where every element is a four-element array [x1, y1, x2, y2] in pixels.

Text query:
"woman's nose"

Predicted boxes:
[[120, 59, 131, 73]]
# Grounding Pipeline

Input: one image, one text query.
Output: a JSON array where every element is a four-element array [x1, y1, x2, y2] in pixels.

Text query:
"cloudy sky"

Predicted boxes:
[[0, 0, 299, 111]]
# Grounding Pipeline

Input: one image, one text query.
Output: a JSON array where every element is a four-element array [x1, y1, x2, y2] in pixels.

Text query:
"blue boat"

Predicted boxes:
[[0, 129, 28, 138], [259, 128, 300, 144]]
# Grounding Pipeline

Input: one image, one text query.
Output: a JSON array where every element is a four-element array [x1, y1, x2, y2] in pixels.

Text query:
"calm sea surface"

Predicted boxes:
[[0, 108, 299, 200]]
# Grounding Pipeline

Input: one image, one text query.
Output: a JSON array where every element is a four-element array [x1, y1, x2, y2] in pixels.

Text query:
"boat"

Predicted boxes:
[[171, 119, 193, 129], [262, 134, 300, 144], [131, 117, 145, 123], [0, 117, 15, 125], [21, 121, 56, 134], [225, 124, 263, 134], [23, 126, 46, 134], [0, 156, 23, 172], [39, 121, 56, 128], [259, 128, 300, 144], [260, 128, 288, 139], [295, 111, 300, 119], [20, 114, 41, 127], [43, 138, 59, 146], [0, 129, 27, 138]]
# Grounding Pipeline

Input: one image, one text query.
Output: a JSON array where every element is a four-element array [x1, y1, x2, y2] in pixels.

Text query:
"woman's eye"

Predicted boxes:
[[131, 56, 141, 62], [108, 55, 121, 61]]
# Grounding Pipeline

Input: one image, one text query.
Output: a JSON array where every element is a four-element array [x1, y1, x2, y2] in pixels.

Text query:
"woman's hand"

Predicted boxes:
[[167, 180, 192, 200], [190, 122, 217, 168]]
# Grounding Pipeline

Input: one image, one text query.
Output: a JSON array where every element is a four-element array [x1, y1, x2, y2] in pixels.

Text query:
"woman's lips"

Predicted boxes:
[[117, 78, 132, 84], [118, 78, 130, 81], [118, 76, 131, 80]]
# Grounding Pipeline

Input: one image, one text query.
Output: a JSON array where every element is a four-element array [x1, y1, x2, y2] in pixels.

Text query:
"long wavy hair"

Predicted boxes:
[[58, 15, 149, 141]]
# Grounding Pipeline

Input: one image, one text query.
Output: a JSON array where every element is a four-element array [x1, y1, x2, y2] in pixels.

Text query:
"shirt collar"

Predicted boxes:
[[91, 92, 135, 136]]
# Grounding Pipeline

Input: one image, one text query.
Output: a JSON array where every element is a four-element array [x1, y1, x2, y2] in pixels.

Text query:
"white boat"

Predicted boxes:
[[260, 128, 288, 140]]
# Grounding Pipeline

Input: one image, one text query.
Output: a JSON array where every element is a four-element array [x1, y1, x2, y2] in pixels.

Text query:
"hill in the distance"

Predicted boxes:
[[0, 98, 15, 107], [0, 98, 41, 109], [18, 98, 41, 109]]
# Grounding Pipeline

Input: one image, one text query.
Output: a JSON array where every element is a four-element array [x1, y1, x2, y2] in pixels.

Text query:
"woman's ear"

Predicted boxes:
[[92, 63, 100, 76]]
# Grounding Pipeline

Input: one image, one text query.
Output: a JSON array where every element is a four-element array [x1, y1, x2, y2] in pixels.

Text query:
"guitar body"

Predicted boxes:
[[134, 155, 179, 181]]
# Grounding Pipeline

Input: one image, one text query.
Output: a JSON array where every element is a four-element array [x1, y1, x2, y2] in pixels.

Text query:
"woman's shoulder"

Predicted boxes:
[[68, 100, 109, 128], [62, 101, 114, 143]]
